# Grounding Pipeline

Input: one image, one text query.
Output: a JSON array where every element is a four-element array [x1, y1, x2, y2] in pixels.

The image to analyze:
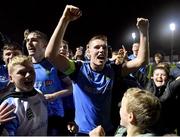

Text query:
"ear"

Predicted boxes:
[[151, 76, 154, 80], [86, 48, 91, 59], [128, 112, 136, 124], [9, 75, 14, 83]]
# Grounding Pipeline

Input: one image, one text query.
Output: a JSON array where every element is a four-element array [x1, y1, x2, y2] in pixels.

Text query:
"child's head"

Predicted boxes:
[[120, 88, 161, 131], [152, 66, 169, 87], [8, 55, 35, 92]]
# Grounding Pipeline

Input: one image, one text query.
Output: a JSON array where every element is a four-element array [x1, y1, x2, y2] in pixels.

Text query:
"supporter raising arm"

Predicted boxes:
[[45, 5, 81, 72], [121, 18, 149, 76], [45, 7, 149, 77], [45, 4, 149, 135]]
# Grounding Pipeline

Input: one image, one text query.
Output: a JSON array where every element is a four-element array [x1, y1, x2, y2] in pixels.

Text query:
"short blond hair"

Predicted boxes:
[[8, 55, 32, 73], [123, 88, 161, 130]]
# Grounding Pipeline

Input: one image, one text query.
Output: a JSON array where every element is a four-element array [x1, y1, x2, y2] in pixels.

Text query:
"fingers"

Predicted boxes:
[[44, 94, 54, 101], [136, 17, 149, 27], [69, 5, 82, 17], [1, 106, 15, 118], [0, 102, 9, 112], [68, 125, 75, 133], [122, 45, 125, 50], [0, 103, 15, 116], [67, 122, 78, 133], [0, 115, 16, 124], [118, 47, 126, 54], [0, 103, 16, 124], [89, 125, 105, 137], [97, 125, 105, 136], [63, 5, 82, 21], [137, 17, 149, 23], [44, 94, 48, 99], [136, 17, 149, 34]]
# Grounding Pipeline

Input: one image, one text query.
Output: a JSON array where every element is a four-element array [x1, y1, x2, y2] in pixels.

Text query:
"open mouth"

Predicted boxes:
[[156, 77, 163, 83], [28, 49, 35, 51], [24, 80, 34, 87], [28, 48, 35, 51], [97, 56, 105, 60]]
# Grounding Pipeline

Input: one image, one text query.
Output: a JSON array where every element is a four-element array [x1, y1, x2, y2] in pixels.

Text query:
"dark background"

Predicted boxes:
[[0, 0, 180, 57]]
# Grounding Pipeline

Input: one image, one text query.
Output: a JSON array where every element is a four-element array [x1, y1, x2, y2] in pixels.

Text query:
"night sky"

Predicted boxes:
[[0, 0, 180, 57]]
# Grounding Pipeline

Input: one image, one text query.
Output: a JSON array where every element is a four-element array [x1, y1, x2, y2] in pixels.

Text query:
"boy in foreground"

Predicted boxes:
[[0, 55, 48, 135]]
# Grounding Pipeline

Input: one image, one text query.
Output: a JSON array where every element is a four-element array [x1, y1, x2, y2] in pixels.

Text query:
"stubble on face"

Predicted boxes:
[[88, 39, 108, 71]]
